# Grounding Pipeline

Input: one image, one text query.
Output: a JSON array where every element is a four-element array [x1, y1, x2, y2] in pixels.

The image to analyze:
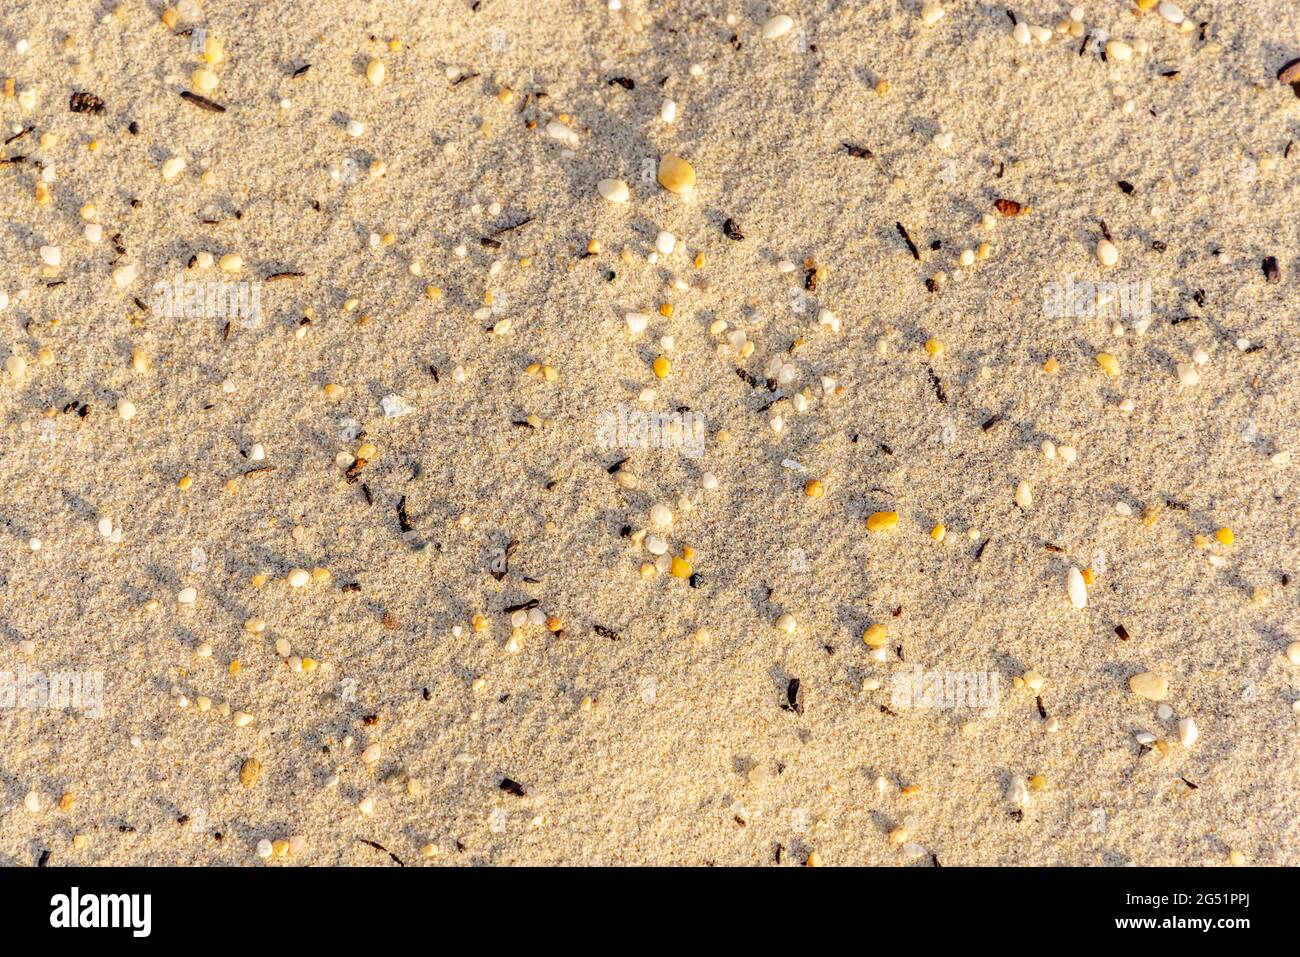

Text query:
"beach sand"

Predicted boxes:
[[0, 0, 1297, 865]]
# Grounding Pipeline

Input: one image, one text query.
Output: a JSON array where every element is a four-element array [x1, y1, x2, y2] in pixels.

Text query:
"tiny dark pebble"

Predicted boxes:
[[69, 90, 105, 114]]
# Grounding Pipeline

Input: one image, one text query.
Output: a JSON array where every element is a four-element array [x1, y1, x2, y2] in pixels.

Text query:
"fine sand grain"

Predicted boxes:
[[0, 0, 1298, 866]]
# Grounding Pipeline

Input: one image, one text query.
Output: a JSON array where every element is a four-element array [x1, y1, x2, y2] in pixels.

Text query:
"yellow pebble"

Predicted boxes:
[[1215, 527, 1234, 546], [863, 623, 888, 648], [1096, 352, 1120, 377], [310, 567, 330, 582], [1081, 568, 1095, 585], [356, 442, 378, 460], [228, 660, 241, 676], [924, 338, 945, 358], [659, 303, 674, 317], [930, 523, 946, 541], [670, 556, 693, 579], [471, 613, 487, 632], [58, 792, 75, 812], [1028, 774, 1047, 791], [804, 479, 825, 498], [203, 36, 225, 65], [656, 153, 696, 194], [652, 356, 670, 379], [546, 616, 563, 632], [693, 252, 705, 268], [178, 475, 193, 490], [639, 562, 657, 579], [866, 511, 899, 533], [1043, 356, 1060, 374], [426, 285, 442, 300]]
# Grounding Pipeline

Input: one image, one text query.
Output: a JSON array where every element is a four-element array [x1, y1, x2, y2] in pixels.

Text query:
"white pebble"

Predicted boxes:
[[116, 398, 137, 420], [177, 587, 197, 604], [39, 245, 61, 267], [761, 14, 794, 39], [112, 263, 138, 288], [1178, 717, 1198, 748], [702, 472, 719, 491], [1014, 480, 1033, 508], [1096, 239, 1119, 267], [655, 231, 676, 255], [1157, 1, 1184, 24], [597, 178, 630, 203], [161, 156, 187, 180], [287, 568, 311, 588], [775, 612, 797, 633], [346, 119, 365, 138], [1013, 21, 1031, 44], [649, 504, 672, 527], [1067, 567, 1087, 609], [659, 99, 677, 124], [920, 1, 945, 26], [1176, 363, 1200, 387], [84, 223, 103, 243]]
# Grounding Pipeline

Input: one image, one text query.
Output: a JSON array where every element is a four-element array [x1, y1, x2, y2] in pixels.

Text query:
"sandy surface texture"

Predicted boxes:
[[0, 0, 1298, 866]]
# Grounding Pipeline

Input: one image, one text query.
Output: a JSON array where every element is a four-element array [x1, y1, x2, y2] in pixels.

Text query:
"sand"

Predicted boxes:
[[0, 0, 1297, 866]]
